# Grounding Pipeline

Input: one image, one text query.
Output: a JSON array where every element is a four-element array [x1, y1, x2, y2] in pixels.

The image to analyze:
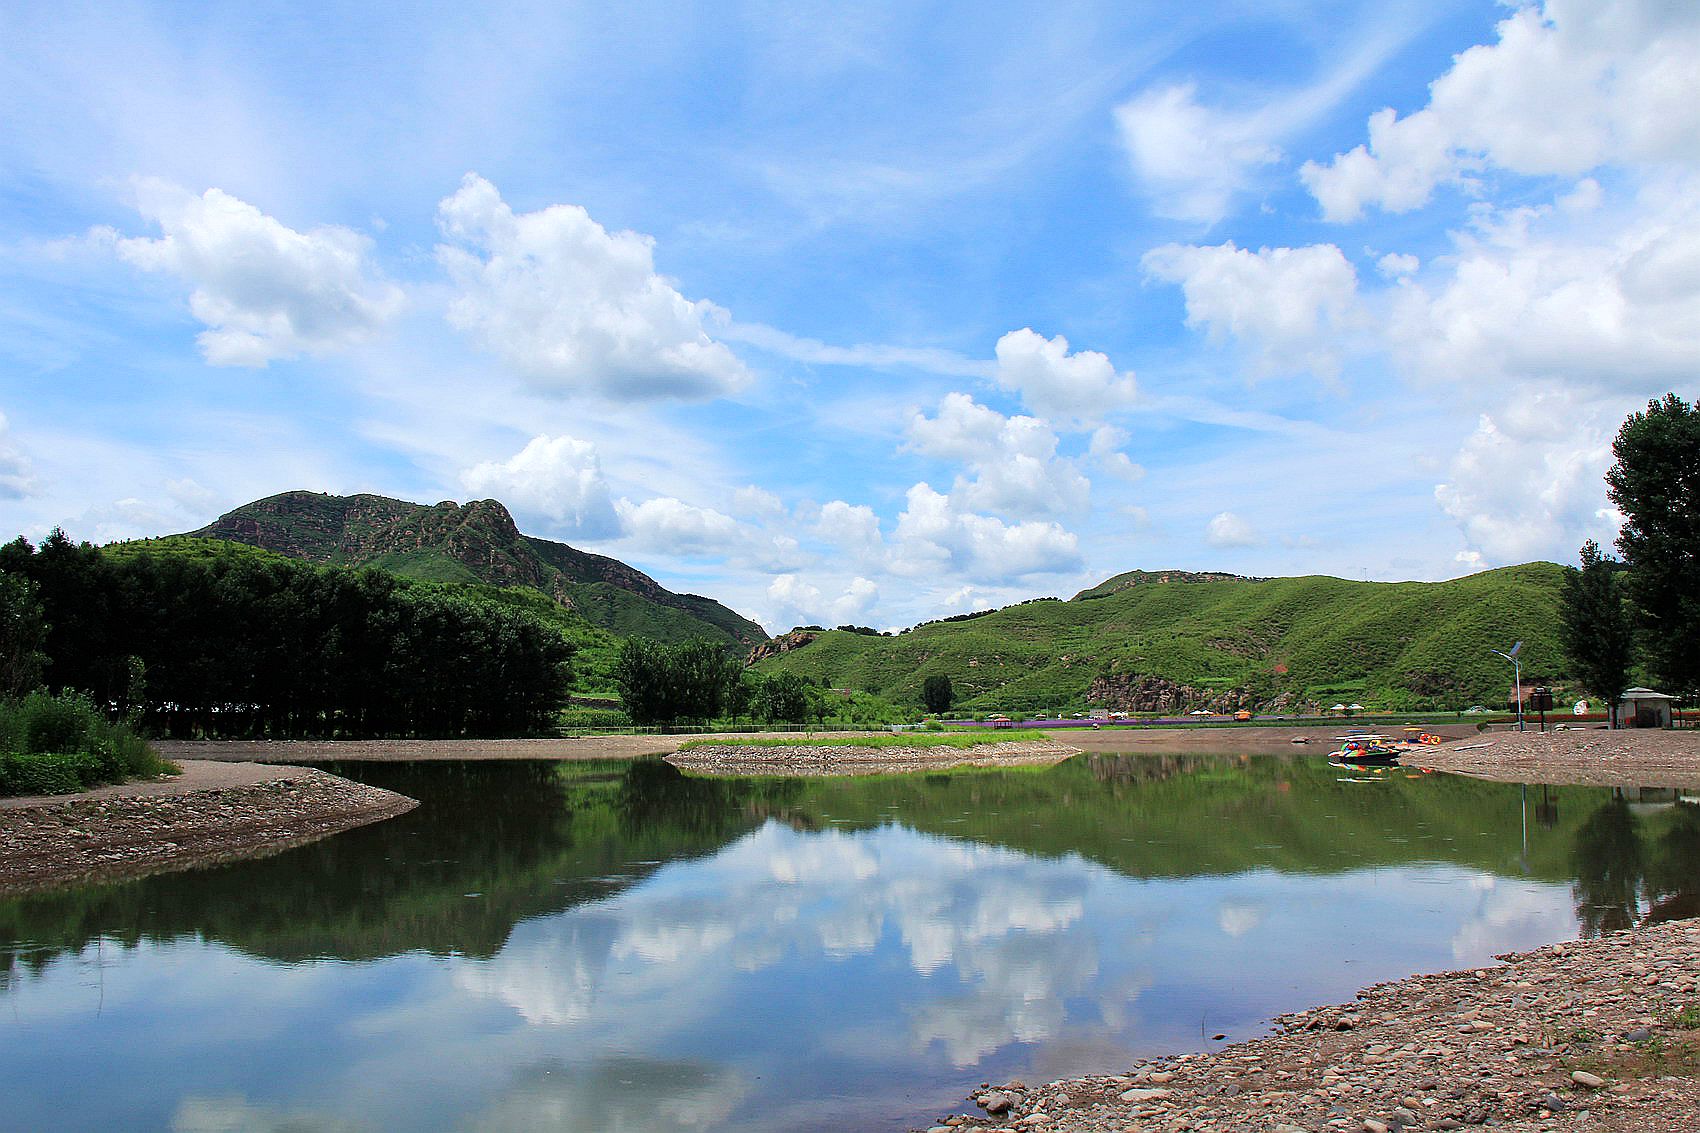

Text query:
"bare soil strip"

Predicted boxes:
[[0, 761, 417, 895], [923, 920, 1699, 1133]]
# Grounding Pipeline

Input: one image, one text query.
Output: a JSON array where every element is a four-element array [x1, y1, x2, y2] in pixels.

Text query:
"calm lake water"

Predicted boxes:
[[3, 754, 1697, 1132]]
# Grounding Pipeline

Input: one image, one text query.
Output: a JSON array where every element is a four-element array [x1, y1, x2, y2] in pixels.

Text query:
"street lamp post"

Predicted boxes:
[[1491, 642, 1524, 732]]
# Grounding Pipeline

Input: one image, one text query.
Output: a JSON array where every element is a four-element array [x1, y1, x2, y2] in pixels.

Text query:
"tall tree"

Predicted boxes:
[[921, 673, 953, 714], [0, 571, 49, 696], [1559, 540, 1633, 727], [1607, 393, 1700, 696]]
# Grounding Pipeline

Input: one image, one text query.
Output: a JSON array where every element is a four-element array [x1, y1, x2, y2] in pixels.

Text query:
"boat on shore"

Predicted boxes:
[[1329, 728, 1446, 764]]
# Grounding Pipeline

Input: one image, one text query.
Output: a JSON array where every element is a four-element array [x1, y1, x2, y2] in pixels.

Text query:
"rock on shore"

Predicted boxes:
[[0, 765, 418, 895], [920, 919, 1700, 1133]]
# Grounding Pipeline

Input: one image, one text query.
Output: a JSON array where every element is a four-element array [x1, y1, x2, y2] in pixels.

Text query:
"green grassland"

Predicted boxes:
[[754, 563, 1569, 713]]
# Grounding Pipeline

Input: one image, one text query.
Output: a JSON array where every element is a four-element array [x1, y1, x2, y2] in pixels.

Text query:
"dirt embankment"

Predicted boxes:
[[0, 760, 417, 895], [924, 919, 1700, 1133], [1407, 728, 1700, 788]]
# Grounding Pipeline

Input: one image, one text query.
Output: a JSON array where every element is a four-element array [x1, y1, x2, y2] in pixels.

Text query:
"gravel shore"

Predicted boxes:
[[0, 760, 418, 895], [666, 739, 1080, 777], [922, 920, 1699, 1133], [1407, 729, 1700, 788]]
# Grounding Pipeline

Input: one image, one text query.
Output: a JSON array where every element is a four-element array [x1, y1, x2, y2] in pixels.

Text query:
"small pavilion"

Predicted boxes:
[[1617, 687, 1677, 728]]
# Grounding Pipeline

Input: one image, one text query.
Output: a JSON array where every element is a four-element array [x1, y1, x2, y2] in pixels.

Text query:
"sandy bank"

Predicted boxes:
[[1408, 728, 1700, 788], [666, 739, 1080, 777], [0, 760, 418, 895], [922, 919, 1699, 1133]]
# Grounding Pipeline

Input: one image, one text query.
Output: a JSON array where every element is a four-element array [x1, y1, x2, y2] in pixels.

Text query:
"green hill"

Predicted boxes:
[[186, 490, 767, 650], [753, 564, 1571, 713]]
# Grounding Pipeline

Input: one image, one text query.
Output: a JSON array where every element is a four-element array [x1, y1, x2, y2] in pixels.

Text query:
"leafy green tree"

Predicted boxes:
[[614, 637, 742, 725], [0, 571, 49, 697], [753, 671, 810, 724], [668, 638, 742, 722], [921, 673, 953, 714], [1607, 393, 1700, 696], [1559, 540, 1634, 727]]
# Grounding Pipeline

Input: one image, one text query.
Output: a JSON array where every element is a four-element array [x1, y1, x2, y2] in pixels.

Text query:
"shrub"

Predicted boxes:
[[19, 689, 95, 754], [0, 692, 172, 797]]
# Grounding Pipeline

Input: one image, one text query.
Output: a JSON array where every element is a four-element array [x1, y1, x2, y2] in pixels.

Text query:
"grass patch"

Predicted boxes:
[[1664, 1003, 1700, 1030], [1568, 1032, 1700, 1081], [676, 732, 1049, 752]]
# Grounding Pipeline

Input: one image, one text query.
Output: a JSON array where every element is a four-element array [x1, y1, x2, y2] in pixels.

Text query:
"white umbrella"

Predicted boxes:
[[1329, 703, 1347, 711]]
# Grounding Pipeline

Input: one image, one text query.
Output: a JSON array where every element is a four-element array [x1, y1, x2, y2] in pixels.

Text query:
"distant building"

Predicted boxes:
[[1618, 687, 1676, 728]]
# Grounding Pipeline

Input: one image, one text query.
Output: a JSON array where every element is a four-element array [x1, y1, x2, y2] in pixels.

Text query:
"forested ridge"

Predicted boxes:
[[1, 531, 573, 738], [192, 489, 767, 648]]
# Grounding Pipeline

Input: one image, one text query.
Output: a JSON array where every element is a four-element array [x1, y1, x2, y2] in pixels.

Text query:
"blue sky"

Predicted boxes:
[[3, 1, 1697, 633]]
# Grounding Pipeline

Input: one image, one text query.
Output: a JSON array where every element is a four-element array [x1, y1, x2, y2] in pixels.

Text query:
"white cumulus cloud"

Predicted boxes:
[[615, 496, 746, 557], [1433, 388, 1620, 565], [815, 499, 885, 561], [105, 179, 403, 367], [1302, 1, 1700, 222], [1143, 241, 1361, 378], [1114, 83, 1281, 224], [1389, 183, 1700, 391], [436, 173, 750, 401], [459, 434, 620, 539], [909, 393, 1089, 520], [992, 328, 1137, 425], [1088, 425, 1145, 482], [891, 482, 1081, 581], [1205, 511, 1259, 548]]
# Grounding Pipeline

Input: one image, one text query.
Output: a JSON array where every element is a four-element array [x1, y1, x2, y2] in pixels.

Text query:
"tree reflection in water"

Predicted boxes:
[[1570, 794, 1700, 936]]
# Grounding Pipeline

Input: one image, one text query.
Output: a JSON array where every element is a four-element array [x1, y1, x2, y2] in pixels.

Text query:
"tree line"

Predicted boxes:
[[612, 637, 818, 726], [1561, 393, 1700, 723], [0, 534, 573, 738]]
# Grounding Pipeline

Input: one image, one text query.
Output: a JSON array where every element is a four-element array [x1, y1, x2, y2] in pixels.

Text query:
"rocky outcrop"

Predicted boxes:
[[1087, 673, 1264, 714], [748, 631, 817, 665]]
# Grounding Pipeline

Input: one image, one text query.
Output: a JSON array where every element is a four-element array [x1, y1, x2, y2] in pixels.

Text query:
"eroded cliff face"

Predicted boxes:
[[747, 631, 817, 665], [1086, 672, 1295, 714]]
